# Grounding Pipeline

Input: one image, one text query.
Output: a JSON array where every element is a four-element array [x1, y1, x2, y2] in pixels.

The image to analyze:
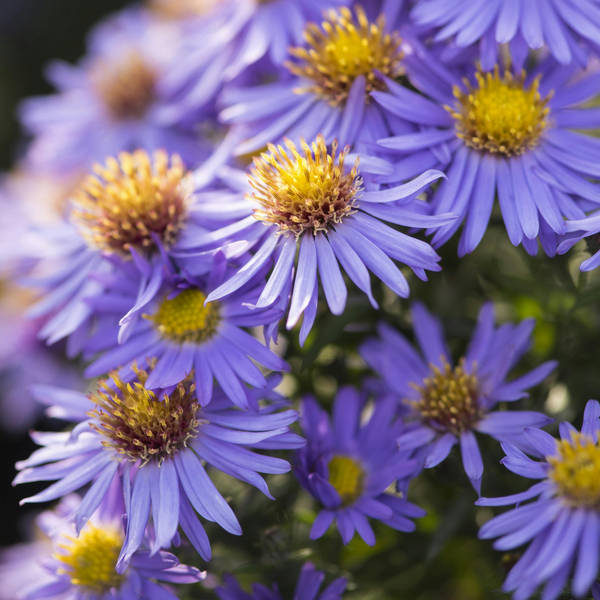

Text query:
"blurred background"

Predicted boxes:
[[1, 2, 599, 599]]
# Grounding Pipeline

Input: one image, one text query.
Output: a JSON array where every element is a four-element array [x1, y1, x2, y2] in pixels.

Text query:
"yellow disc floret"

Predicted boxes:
[[91, 51, 157, 120], [90, 367, 201, 464], [72, 149, 190, 255], [148, 289, 221, 344], [328, 454, 365, 505], [548, 432, 600, 508], [412, 358, 482, 435], [448, 66, 551, 157], [56, 524, 123, 593], [288, 6, 403, 106], [249, 135, 361, 236]]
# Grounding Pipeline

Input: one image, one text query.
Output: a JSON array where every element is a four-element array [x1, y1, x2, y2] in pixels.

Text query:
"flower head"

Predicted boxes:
[[373, 55, 600, 256], [183, 136, 449, 342], [477, 400, 600, 600], [1, 494, 204, 600], [15, 368, 303, 567], [360, 303, 555, 492], [216, 562, 347, 600], [295, 387, 424, 545]]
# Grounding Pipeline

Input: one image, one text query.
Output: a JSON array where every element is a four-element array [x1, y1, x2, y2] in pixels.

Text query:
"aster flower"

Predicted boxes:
[[476, 400, 600, 600], [83, 262, 287, 409], [411, 0, 600, 69], [20, 7, 209, 173], [181, 136, 450, 342], [219, 5, 414, 154], [558, 213, 600, 271], [24, 148, 246, 349], [373, 56, 600, 256], [154, 0, 350, 123], [360, 302, 555, 493], [0, 494, 204, 600], [14, 367, 303, 568], [295, 387, 424, 545], [216, 562, 347, 600]]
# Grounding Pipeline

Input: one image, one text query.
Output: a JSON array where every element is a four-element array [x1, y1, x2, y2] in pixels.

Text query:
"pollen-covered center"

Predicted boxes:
[[548, 433, 600, 508], [56, 524, 124, 593], [249, 135, 361, 236], [90, 368, 201, 464], [91, 51, 157, 120], [412, 358, 483, 435], [72, 149, 190, 255], [328, 454, 365, 505], [148, 289, 221, 344], [449, 66, 550, 157], [288, 6, 403, 107]]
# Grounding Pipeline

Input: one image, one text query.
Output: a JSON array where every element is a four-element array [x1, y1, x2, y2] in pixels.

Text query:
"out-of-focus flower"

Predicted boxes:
[[83, 262, 287, 409], [181, 136, 450, 342], [0, 494, 204, 599], [295, 387, 424, 545], [216, 562, 347, 600], [219, 5, 417, 154], [411, 0, 600, 69], [14, 367, 303, 567], [373, 56, 600, 256], [20, 7, 211, 173], [477, 400, 600, 600], [361, 303, 555, 493]]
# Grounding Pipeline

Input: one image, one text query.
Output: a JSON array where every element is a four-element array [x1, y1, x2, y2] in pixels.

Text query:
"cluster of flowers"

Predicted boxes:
[[2, 0, 600, 598]]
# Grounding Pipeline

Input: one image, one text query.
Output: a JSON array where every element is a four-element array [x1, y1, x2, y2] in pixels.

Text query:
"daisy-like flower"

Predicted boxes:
[[83, 263, 287, 409], [219, 5, 411, 154], [20, 7, 209, 173], [360, 303, 555, 493], [373, 56, 600, 256], [216, 562, 347, 600], [14, 367, 303, 568], [152, 0, 350, 122], [25, 148, 246, 349], [295, 387, 424, 545], [558, 213, 600, 272], [411, 0, 600, 69], [476, 400, 600, 600], [1, 494, 205, 600], [183, 136, 449, 342]]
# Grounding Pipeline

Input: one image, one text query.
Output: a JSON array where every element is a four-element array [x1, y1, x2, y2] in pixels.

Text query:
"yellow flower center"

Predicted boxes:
[[328, 454, 365, 505], [412, 358, 482, 435], [249, 135, 361, 236], [288, 6, 403, 107], [90, 368, 201, 464], [548, 433, 600, 508], [56, 524, 124, 593], [91, 51, 157, 120], [448, 66, 550, 157], [72, 149, 190, 255], [147, 289, 221, 344]]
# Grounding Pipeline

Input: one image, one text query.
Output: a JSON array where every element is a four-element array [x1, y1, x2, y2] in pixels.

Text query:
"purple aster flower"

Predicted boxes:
[[216, 562, 346, 600], [476, 400, 600, 600], [14, 367, 303, 568], [23, 148, 246, 350], [294, 387, 424, 545], [411, 0, 600, 69], [360, 302, 555, 493], [181, 136, 450, 342], [20, 7, 209, 173], [83, 260, 287, 409], [153, 0, 350, 124], [219, 5, 418, 154], [0, 494, 205, 600], [373, 55, 600, 256]]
